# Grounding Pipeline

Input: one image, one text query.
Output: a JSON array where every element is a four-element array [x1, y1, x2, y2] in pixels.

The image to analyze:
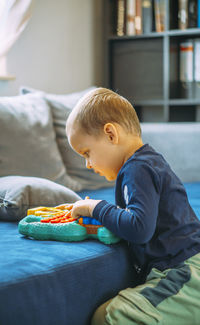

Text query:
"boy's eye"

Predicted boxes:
[[83, 151, 89, 158]]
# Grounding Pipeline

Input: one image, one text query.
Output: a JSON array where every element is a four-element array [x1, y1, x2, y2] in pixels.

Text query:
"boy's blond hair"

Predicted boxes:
[[72, 87, 141, 137]]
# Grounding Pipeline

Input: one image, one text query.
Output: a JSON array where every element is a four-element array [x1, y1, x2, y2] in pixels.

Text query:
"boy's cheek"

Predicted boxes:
[[106, 173, 117, 181]]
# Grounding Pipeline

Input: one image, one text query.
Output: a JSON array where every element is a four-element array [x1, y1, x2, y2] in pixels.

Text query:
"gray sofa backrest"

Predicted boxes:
[[141, 123, 200, 183]]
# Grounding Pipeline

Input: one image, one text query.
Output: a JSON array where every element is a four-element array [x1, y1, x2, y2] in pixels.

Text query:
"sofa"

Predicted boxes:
[[0, 87, 200, 325]]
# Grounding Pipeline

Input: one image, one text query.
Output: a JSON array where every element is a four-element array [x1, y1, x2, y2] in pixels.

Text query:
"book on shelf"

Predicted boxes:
[[178, 0, 188, 29], [135, 0, 143, 34], [194, 38, 200, 98], [142, 0, 153, 34], [188, 0, 197, 28], [179, 39, 200, 98], [116, 0, 126, 36], [126, 0, 136, 35], [154, 0, 165, 32], [178, 0, 199, 29], [179, 40, 194, 98]]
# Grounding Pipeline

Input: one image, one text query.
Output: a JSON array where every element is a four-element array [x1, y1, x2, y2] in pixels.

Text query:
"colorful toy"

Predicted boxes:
[[18, 205, 120, 245]]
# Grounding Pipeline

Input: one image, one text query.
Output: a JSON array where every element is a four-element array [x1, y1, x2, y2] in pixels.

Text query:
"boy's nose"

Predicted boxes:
[[86, 160, 92, 169]]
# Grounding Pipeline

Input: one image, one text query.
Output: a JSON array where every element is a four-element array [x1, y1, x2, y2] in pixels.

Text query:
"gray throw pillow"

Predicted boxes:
[[20, 86, 115, 190], [0, 93, 80, 191], [0, 176, 81, 221]]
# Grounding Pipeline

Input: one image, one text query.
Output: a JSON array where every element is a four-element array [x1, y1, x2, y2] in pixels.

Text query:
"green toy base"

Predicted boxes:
[[18, 215, 120, 245]]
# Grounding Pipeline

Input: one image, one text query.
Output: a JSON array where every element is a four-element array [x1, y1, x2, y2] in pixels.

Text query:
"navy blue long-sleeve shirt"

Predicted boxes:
[[93, 144, 200, 278]]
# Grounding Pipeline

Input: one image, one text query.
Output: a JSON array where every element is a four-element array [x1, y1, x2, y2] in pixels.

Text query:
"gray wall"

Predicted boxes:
[[0, 0, 103, 96]]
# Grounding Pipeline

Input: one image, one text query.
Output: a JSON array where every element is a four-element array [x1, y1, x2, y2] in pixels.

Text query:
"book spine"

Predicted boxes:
[[154, 0, 162, 32], [178, 0, 188, 29], [188, 0, 197, 28], [124, 0, 127, 35], [194, 38, 200, 98], [142, 0, 153, 34], [135, 0, 142, 34], [180, 41, 193, 82], [179, 40, 194, 98], [198, 0, 200, 27], [117, 0, 126, 36], [126, 0, 136, 35], [159, 0, 165, 31]]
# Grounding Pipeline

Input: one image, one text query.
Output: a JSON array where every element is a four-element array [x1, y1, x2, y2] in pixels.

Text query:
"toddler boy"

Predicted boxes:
[[66, 88, 200, 325]]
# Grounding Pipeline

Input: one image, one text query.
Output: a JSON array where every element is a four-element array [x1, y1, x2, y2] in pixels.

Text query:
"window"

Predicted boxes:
[[0, 0, 33, 79]]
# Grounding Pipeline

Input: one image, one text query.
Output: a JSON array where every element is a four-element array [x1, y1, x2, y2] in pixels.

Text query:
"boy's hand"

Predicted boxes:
[[71, 199, 101, 219]]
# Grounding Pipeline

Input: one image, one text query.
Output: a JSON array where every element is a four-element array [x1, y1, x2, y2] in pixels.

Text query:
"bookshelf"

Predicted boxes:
[[103, 0, 200, 122]]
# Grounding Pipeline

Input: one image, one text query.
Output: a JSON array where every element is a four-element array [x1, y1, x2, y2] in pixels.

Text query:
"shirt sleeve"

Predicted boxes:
[[92, 161, 161, 244]]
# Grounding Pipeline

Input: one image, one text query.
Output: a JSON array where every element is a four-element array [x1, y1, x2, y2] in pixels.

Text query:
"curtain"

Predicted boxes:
[[0, 0, 34, 75]]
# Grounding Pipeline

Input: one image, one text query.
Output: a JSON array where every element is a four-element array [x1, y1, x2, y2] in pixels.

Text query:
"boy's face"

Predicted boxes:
[[67, 126, 124, 181]]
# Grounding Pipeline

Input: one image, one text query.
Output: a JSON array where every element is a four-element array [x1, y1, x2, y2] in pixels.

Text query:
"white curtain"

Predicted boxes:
[[0, 0, 34, 75]]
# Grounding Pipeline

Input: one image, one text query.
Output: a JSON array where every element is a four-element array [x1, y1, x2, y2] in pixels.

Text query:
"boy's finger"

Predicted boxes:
[[71, 209, 80, 219], [55, 203, 73, 210]]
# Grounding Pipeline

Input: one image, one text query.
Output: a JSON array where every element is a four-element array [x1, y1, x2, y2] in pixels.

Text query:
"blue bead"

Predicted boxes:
[[82, 217, 90, 224], [81, 216, 102, 225]]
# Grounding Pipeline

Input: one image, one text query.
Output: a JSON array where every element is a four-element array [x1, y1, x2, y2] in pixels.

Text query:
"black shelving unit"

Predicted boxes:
[[103, 0, 200, 122]]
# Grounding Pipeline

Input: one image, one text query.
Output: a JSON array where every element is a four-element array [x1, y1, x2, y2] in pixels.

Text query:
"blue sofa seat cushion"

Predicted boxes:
[[0, 221, 135, 325], [0, 183, 199, 325]]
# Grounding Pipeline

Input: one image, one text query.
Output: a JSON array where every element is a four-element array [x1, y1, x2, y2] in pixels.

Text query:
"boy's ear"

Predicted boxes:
[[103, 123, 119, 144]]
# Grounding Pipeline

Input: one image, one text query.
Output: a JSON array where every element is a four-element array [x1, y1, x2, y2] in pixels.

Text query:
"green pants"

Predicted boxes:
[[91, 253, 200, 325]]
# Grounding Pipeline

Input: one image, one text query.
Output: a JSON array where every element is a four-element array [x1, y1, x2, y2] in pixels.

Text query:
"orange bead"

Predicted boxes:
[[41, 219, 49, 223]]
